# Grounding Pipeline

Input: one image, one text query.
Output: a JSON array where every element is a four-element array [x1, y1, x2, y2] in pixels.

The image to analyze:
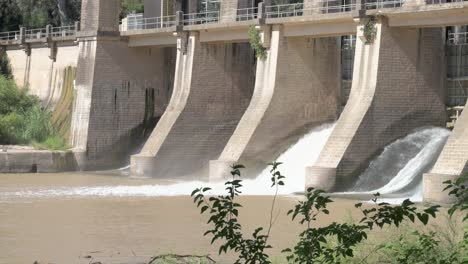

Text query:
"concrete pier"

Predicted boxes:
[[70, 0, 176, 170], [131, 33, 256, 178], [423, 105, 468, 203], [210, 25, 341, 180], [306, 17, 446, 191]]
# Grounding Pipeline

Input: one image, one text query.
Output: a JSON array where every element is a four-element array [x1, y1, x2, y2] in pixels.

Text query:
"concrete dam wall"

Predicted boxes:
[[4, 0, 468, 203], [307, 18, 446, 192], [210, 26, 341, 179], [131, 34, 256, 178], [71, 40, 176, 170], [6, 44, 79, 109]]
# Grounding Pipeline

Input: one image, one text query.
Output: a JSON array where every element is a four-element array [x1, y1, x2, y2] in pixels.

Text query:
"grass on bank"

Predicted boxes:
[[0, 75, 69, 150]]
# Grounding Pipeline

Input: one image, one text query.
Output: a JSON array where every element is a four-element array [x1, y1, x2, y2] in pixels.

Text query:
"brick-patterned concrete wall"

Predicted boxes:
[[210, 25, 341, 179], [221, 0, 241, 22], [80, 0, 120, 32], [304, 0, 323, 14], [429, 110, 468, 176], [132, 34, 256, 178], [424, 94, 468, 203], [72, 41, 176, 170], [71, 0, 176, 169], [308, 18, 446, 191]]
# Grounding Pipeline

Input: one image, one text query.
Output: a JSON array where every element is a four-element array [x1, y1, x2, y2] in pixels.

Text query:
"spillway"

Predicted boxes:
[[336, 127, 450, 202]]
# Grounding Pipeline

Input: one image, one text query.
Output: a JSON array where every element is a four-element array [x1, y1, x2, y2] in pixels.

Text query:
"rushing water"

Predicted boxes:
[[336, 127, 451, 202], [0, 123, 336, 200], [0, 126, 450, 202]]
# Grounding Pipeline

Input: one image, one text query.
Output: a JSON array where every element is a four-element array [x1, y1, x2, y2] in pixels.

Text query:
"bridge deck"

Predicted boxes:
[[1, 1, 468, 47]]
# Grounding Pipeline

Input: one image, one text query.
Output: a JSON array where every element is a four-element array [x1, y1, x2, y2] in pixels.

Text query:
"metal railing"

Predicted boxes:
[[51, 24, 79, 37], [123, 15, 177, 31], [265, 1, 356, 18], [25, 28, 48, 40], [0, 31, 20, 41], [183, 11, 220, 25], [448, 32, 468, 44], [342, 35, 357, 49], [365, 0, 404, 9], [265, 3, 304, 18], [427, 0, 464, 5], [364, 0, 465, 9], [234, 7, 258, 21]]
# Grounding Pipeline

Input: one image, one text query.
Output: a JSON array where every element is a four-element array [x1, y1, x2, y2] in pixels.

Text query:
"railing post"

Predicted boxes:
[[175, 11, 184, 32], [258, 2, 265, 25], [353, 0, 366, 18], [19, 27, 25, 44], [46, 24, 52, 41], [74, 21, 80, 32]]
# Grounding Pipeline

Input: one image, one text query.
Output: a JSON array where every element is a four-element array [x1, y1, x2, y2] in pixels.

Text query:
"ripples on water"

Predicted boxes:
[[0, 126, 450, 204], [0, 123, 336, 199]]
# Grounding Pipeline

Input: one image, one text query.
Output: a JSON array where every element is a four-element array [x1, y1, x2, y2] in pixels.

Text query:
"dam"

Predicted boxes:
[[1, 0, 468, 205]]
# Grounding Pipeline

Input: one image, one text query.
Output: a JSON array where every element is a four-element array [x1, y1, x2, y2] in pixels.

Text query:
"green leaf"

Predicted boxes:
[[417, 213, 429, 225]]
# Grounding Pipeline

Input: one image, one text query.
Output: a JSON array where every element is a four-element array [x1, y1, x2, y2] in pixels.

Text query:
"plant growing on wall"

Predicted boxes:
[[363, 16, 377, 44], [248, 25, 267, 60]]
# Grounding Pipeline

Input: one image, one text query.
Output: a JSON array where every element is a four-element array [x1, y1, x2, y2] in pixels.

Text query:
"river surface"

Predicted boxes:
[[0, 171, 459, 264], [0, 126, 454, 263], [0, 171, 362, 264]]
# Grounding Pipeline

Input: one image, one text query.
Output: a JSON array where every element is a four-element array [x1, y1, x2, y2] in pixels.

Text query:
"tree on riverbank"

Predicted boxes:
[[0, 0, 81, 29]]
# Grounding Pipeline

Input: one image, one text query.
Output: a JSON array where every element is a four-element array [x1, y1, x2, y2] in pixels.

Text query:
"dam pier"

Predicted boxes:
[[1, 0, 468, 203]]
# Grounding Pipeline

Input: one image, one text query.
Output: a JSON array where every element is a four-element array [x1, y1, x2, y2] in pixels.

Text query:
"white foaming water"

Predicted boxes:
[[340, 127, 450, 203], [1, 123, 336, 199]]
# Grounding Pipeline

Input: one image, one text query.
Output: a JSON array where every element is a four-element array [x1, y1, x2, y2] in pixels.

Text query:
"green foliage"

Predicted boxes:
[[282, 191, 439, 264], [17, 0, 60, 27], [363, 16, 377, 44], [120, 0, 144, 19], [192, 163, 287, 264], [0, 0, 22, 31], [444, 175, 468, 221], [0, 48, 13, 79], [248, 25, 267, 60], [0, 0, 81, 30], [0, 75, 68, 150], [379, 230, 465, 264], [443, 175, 468, 263], [191, 164, 465, 264]]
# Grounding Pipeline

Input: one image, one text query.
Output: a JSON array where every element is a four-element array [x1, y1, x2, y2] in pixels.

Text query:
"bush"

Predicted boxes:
[[191, 163, 453, 264], [248, 25, 267, 60], [0, 75, 68, 150]]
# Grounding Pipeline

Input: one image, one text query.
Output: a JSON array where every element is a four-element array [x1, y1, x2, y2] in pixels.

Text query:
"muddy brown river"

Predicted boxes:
[[0, 172, 456, 264]]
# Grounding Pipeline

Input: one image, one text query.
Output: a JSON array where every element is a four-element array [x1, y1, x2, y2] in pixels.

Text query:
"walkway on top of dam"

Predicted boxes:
[[1, 0, 468, 47]]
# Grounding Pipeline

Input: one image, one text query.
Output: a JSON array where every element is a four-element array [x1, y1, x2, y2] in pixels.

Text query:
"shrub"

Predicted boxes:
[[0, 75, 68, 150], [363, 16, 377, 44], [192, 164, 447, 264], [248, 25, 267, 60]]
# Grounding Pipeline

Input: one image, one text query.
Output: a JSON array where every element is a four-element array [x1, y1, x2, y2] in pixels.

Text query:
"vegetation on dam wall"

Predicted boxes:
[[0, 54, 70, 150], [50, 66, 76, 143]]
